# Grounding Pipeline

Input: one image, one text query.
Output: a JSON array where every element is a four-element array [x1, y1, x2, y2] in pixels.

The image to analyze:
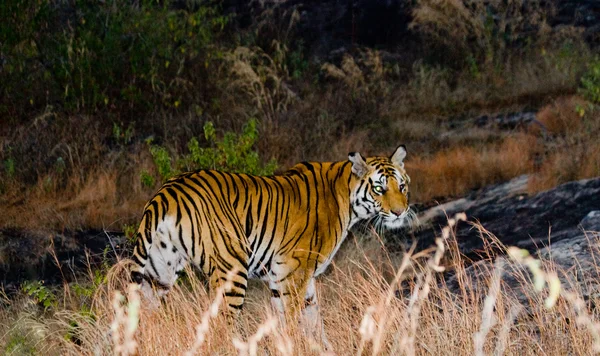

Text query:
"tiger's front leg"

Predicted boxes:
[[301, 278, 330, 349], [268, 261, 330, 349]]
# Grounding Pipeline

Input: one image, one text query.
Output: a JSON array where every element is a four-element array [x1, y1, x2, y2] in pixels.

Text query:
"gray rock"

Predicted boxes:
[[581, 211, 600, 231]]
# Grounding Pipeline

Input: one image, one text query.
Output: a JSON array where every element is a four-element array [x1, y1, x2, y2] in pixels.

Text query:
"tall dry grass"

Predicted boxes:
[[407, 134, 538, 202], [2, 218, 600, 355]]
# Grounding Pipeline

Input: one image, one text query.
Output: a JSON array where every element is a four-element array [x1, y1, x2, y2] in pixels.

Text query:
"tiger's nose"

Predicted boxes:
[[391, 209, 405, 217]]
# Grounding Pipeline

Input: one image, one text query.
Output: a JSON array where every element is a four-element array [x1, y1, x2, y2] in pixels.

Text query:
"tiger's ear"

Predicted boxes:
[[391, 145, 407, 168], [349, 152, 369, 178]]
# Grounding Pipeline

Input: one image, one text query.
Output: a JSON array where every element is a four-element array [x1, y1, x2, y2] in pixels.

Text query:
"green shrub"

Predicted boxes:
[[182, 119, 278, 175], [140, 170, 156, 189], [22, 280, 57, 311], [146, 119, 277, 183], [149, 145, 178, 182], [0, 0, 229, 118], [580, 57, 600, 104]]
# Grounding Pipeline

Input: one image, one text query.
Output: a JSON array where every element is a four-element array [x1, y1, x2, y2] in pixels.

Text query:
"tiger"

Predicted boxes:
[[130, 145, 412, 344]]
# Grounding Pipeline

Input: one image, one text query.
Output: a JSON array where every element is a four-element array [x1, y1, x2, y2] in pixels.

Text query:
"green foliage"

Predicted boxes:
[[113, 122, 135, 145], [4, 157, 15, 179], [71, 283, 94, 300], [150, 144, 178, 182], [22, 280, 57, 310], [147, 119, 277, 182], [122, 223, 138, 245], [140, 170, 156, 189], [0, 0, 229, 117], [580, 58, 600, 104], [69, 270, 107, 305], [181, 119, 278, 175]]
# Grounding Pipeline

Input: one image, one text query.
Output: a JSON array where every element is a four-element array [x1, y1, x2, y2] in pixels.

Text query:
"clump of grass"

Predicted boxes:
[[407, 134, 538, 202], [534, 96, 589, 136], [528, 96, 600, 193]]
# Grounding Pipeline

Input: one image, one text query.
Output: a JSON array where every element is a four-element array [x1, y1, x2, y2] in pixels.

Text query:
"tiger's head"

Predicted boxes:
[[349, 145, 412, 229]]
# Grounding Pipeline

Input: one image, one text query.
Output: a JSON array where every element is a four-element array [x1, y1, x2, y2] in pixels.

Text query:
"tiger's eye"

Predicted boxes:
[[400, 183, 406, 192], [373, 186, 384, 194]]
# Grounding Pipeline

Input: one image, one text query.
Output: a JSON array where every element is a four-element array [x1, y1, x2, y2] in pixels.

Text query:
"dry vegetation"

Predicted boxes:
[[1, 219, 600, 355]]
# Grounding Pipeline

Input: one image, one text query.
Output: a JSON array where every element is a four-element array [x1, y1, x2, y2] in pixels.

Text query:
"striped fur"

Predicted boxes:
[[130, 146, 411, 341]]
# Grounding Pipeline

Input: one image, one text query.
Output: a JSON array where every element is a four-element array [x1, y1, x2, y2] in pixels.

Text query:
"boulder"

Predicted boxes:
[[400, 175, 600, 302]]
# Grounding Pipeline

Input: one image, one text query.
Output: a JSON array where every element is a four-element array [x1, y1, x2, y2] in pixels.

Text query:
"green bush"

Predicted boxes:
[[22, 280, 57, 311], [145, 118, 277, 184], [0, 0, 229, 118], [149, 145, 177, 182], [182, 119, 278, 175], [140, 170, 156, 189], [580, 57, 600, 104]]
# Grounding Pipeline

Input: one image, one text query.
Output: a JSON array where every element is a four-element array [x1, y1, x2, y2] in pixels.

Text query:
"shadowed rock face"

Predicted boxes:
[[398, 175, 600, 302], [407, 175, 600, 259], [0, 229, 127, 293]]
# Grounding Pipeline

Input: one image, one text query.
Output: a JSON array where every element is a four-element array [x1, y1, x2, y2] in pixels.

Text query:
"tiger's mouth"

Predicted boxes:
[[381, 208, 416, 229], [383, 214, 408, 229]]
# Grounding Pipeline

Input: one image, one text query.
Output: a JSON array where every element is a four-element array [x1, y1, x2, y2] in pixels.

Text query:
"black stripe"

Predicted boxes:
[[233, 281, 247, 290], [150, 200, 160, 231], [178, 224, 189, 256], [132, 254, 145, 267], [225, 291, 246, 298], [245, 207, 253, 238]]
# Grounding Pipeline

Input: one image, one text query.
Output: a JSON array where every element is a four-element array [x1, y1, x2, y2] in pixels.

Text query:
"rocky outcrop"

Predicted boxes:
[[0, 229, 127, 293], [401, 175, 600, 301], [408, 175, 600, 258]]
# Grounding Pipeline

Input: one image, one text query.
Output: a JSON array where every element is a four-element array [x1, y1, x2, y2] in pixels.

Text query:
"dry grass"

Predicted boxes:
[[407, 134, 538, 202], [401, 96, 600, 202], [534, 96, 588, 136], [2, 219, 600, 355], [1, 146, 156, 231], [528, 97, 600, 193], [528, 142, 600, 193]]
